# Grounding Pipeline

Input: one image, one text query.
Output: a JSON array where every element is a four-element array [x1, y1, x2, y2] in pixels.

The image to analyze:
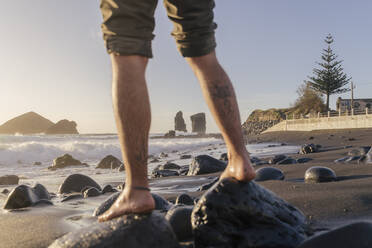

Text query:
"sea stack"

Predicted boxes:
[[174, 111, 187, 132], [190, 113, 206, 134]]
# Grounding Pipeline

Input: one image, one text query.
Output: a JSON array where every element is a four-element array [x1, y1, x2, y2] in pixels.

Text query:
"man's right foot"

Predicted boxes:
[[98, 187, 155, 222], [219, 152, 256, 182]]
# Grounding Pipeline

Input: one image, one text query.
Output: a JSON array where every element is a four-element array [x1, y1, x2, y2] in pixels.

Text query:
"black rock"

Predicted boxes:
[[48, 154, 84, 170], [187, 155, 227, 176], [93, 192, 172, 217], [297, 158, 313, 163], [3, 184, 52, 209], [298, 222, 372, 248], [175, 111, 187, 132], [1, 189, 9, 194], [178, 166, 189, 176], [219, 153, 228, 161], [96, 155, 123, 169], [180, 154, 192, 160], [190, 113, 206, 134], [159, 152, 168, 158], [255, 167, 285, 181], [158, 162, 181, 170], [166, 205, 194, 242], [175, 194, 194, 205], [334, 156, 350, 163], [0, 175, 19, 185], [101, 184, 118, 194], [277, 157, 297, 165], [197, 177, 219, 191], [164, 130, 176, 138], [61, 194, 83, 202], [192, 178, 306, 248], [118, 164, 125, 172], [305, 166, 337, 183], [300, 144, 319, 154], [83, 187, 101, 198], [151, 169, 179, 178], [58, 174, 101, 194], [269, 154, 287, 164], [49, 212, 179, 248]]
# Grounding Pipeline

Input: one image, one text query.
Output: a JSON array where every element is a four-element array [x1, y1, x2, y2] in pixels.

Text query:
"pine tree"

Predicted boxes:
[[308, 34, 351, 110]]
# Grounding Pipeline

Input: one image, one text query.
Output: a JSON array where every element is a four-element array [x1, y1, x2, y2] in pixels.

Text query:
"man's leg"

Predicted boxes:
[[186, 51, 256, 181], [98, 55, 155, 222]]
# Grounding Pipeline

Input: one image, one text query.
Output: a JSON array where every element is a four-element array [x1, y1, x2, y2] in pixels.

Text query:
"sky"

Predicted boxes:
[[0, 1, 371, 134]]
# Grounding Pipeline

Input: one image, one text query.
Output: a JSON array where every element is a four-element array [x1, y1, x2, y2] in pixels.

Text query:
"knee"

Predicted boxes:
[[111, 54, 149, 74], [185, 51, 219, 70]]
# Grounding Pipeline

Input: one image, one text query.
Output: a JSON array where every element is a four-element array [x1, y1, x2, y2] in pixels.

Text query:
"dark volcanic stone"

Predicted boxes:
[[58, 174, 101, 194], [96, 155, 123, 169], [175, 111, 187, 132], [61, 194, 83, 202], [180, 154, 192, 160], [255, 167, 284, 181], [298, 222, 372, 248], [268, 154, 287, 164], [300, 144, 318, 154], [164, 130, 176, 138], [151, 169, 179, 178], [334, 156, 350, 163], [277, 157, 297, 165], [197, 177, 219, 191], [49, 212, 179, 248], [305, 166, 337, 183], [0, 175, 19, 185], [166, 205, 194, 242], [175, 194, 194, 205], [192, 178, 306, 248], [1, 189, 9, 194], [3, 184, 52, 209], [93, 192, 172, 217], [219, 153, 228, 161], [118, 164, 125, 172], [187, 155, 227, 176], [49, 154, 84, 170], [158, 162, 181, 170], [178, 165, 189, 176], [101, 184, 118, 194], [190, 113, 206, 134], [83, 187, 101, 198], [297, 158, 313, 163]]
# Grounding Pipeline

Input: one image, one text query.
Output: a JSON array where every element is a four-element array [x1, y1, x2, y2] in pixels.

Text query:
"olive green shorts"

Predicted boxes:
[[100, 0, 217, 58]]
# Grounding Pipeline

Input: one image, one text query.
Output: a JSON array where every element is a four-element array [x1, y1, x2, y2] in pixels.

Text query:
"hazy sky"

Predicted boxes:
[[1, 1, 371, 133]]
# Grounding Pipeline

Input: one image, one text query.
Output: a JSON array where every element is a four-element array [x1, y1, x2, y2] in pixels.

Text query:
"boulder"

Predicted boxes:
[[49, 154, 84, 170], [178, 165, 189, 176], [298, 222, 372, 248], [58, 174, 101, 194], [3, 184, 52, 209], [190, 113, 206, 134], [2, 189, 9, 194], [175, 111, 187, 132], [83, 187, 101, 198], [305, 166, 337, 183], [197, 177, 219, 191], [49, 213, 179, 248], [255, 167, 285, 181], [164, 130, 176, 138], [157, 162, 181, 170], [175, 194, 194, 205], [300, 144, 319, 154], [0, 175, 19, 185], [192, 178, 306, 248], [187, 155, 227, 176], [166, 205, 194, 242], [151, 169, 179, 178], [269, 154, 287, 164], [101, 185, 118, 194], [44, 119, 79, 134], [96, 155, 123, 169]]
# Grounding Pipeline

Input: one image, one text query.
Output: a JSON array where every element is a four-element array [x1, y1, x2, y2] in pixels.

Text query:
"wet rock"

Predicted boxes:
[[345, 156, 361, 162], [159, 152, 168, 158], [93, 192, 172, 217], [255, 167, 284, 181], [1, 189, 9, 194], [101, 184, 118, 194], [178, 165, 189, 176], [58, 174, 101, 194], [158, 162, 181, 170], [83, 187, 101, 198], [3, 184, 52, 209], [348, 146, 371, 156], [268, 154, 287, 164], [49, 212, 179, 248], [305, 166, 337, 183], [151, 169, 179, 178], [297, 158, 313, 163], [219, 153, 228, 161], [175, 194, 194, 205], [335, 156, 350, 163], [0, 175, 19, 185], [164, 130, 176, 138], [197, 177, 219, 191], [175, 111, 187, 132], [180, 154, 192, 160], [48, 154, 84, 170], [187, 155, 227, 176], [298, 222, 372, 248], [118, 164, 125, 172], [61, 194, 83, 202], [192, 178, 306, 248], [33, 162, 42, 166], [166, 205, 193, 242], [300, 144, 319, 154], [95, 155, 123, 169], [277, 157, 297, 165], [190, 113, 206, 134]]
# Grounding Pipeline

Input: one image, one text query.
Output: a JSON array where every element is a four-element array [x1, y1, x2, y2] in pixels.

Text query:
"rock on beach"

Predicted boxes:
[[95, 155, 123, 169], [187, 155, 226, 176], [58, 174, 102, 194], [3, 183, 52, 209], [0, 175, 19, 185]]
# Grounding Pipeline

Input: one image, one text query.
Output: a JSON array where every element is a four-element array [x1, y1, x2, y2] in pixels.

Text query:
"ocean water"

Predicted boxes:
[[0, 134, 300, 182]]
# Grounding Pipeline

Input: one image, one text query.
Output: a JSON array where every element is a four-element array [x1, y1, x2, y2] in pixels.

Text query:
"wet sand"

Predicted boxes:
[[1, 128, 372, 247]]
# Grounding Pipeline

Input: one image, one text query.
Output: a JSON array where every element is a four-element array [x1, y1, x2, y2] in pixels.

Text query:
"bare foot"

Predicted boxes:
[[98, 187, 155, 222], [220, 152, 256, 182]]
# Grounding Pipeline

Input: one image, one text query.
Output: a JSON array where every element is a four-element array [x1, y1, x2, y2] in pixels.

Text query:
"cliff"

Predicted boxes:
[[45, 120, 79, 135]]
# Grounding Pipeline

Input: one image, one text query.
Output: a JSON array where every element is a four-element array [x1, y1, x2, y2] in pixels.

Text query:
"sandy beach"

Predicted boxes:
[[1, 128, 372, 247]]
